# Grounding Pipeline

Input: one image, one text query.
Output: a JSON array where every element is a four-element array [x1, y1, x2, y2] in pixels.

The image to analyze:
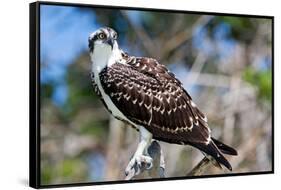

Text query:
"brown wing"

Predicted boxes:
[[99, 55, 234, 170], [99, 56, 210, 145]]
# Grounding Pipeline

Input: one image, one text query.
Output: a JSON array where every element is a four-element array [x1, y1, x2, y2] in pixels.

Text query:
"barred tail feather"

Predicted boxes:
[[190, 141, 234, 171], [211, 137, 238, 156]]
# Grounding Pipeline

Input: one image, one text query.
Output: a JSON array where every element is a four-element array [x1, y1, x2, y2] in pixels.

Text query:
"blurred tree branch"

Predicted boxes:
[[105, 116, 125, 179], [160, 15, 214, 60], [121, 11, 157, 58]]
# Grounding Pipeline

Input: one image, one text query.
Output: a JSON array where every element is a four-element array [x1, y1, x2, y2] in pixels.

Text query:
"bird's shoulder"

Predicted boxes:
[[120, 52, 182, 86], [104, 52, 208, 131]]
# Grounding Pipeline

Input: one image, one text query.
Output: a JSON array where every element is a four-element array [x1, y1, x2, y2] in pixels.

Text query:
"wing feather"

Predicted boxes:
[[94, 52, 238, 171], [99, 56, 211, 146]]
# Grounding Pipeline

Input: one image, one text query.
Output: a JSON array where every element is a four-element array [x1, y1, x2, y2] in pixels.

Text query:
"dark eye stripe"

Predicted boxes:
[[91, 34, 98, 41]]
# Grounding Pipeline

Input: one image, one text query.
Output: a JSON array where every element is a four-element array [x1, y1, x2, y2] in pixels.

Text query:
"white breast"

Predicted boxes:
[[91, 45, 136, 127]]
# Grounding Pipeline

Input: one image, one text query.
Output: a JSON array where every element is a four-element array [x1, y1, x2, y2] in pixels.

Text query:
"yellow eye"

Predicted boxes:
[[98, 33, 105, 39]]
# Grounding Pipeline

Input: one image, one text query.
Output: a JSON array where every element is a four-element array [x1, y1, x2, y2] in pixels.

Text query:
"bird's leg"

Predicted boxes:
[[125, 126, 153, 176]]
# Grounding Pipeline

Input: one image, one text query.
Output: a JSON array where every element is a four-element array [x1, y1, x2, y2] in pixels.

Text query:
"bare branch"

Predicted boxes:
[[186, 156, 213, 176], [105, 117, 125, 179], [185, 72, 231, 87], [121, 11, 157, 58], [125, 142, 222, 180], [160, 16, 214, 59]]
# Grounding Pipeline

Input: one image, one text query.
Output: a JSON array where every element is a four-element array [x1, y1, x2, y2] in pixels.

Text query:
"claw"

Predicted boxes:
[[146, 162, 153, 170], [125, 154, 153, 178]]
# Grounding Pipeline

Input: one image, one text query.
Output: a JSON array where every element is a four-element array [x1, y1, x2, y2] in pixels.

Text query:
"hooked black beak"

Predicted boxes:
[[105, 38, 114, 49]]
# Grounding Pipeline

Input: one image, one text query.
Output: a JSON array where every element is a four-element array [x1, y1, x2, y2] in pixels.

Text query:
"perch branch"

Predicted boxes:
[[186, 156, 213, 176], [125, 141, 221, 180]]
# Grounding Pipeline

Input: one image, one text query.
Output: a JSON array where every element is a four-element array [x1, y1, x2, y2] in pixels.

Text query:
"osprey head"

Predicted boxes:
[[88, 27, 118, 53]]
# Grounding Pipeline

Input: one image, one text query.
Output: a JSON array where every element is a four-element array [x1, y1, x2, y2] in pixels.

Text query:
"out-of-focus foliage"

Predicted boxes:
[[243, 67, 272, 103], [40, 4, 272, 185]]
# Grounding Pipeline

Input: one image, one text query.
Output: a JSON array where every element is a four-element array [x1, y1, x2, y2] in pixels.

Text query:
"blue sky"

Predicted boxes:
[[40, 5, 144, 106], [40, 5, 98, 105], [40, 5, 232, 106], [40, 5, 271, 107]]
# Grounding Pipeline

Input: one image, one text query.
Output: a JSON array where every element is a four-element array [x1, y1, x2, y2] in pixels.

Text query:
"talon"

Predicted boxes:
[[125, 158, 136, 175], [136, 157, 142, 167], [125, 154, 153, 176], [146, 162, 153, 170], [134, 164, 141, 175]]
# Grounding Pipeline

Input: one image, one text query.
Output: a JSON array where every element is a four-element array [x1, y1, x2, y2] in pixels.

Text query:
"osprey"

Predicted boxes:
[[88, 27, 237, 175]]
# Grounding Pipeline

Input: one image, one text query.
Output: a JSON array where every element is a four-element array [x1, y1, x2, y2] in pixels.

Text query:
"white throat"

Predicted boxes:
[[91, 44, 122, 74]]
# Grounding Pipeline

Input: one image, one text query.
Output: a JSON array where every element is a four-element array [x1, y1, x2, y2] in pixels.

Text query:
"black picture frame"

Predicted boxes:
[[29, 1, 274, 188]]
